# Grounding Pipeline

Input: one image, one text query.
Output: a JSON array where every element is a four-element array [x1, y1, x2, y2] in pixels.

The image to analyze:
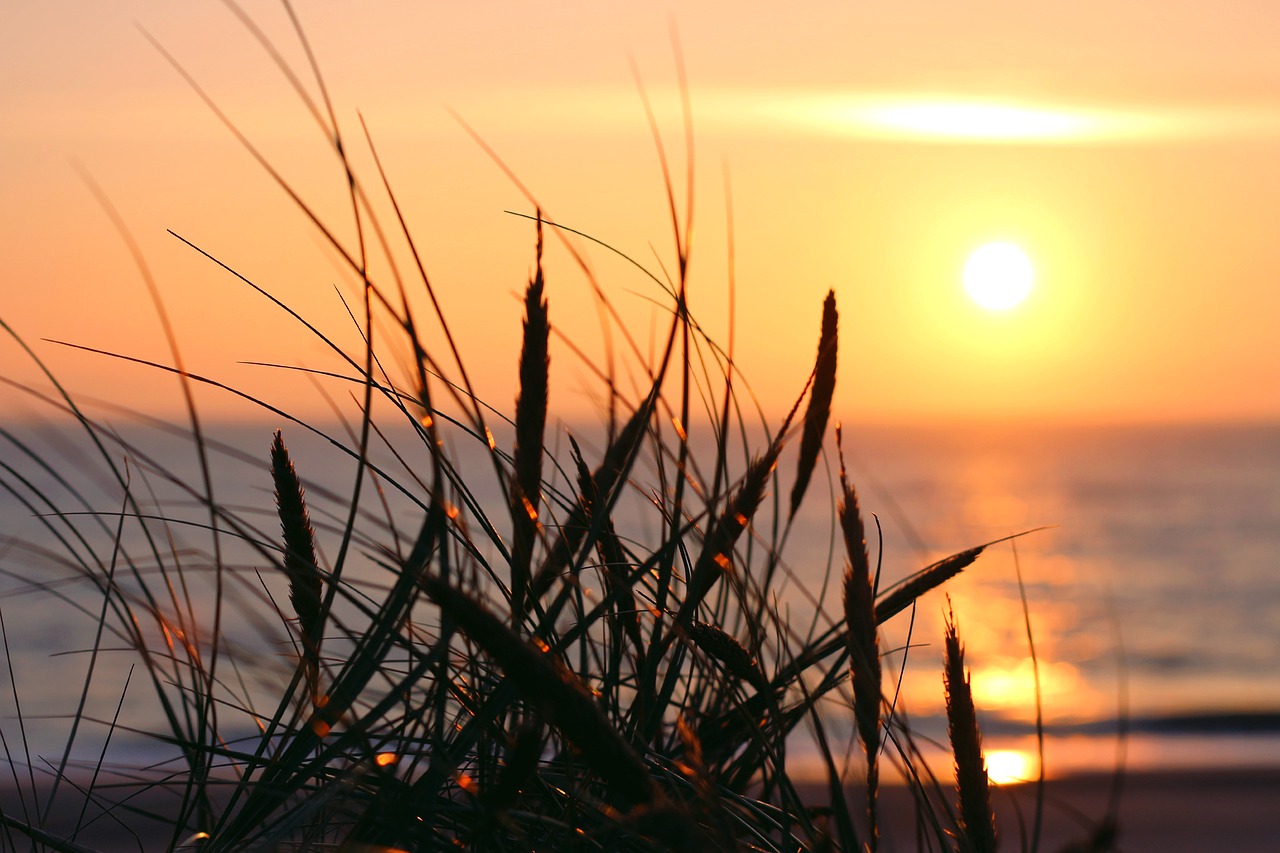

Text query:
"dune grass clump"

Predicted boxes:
[[0, 8, 1124, 853], [0, 281, 1008, 852]]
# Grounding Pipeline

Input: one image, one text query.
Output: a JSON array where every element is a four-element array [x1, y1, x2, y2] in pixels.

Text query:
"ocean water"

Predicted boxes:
[[835, 420, 1280, 778], [1, 416, 1277, 779]]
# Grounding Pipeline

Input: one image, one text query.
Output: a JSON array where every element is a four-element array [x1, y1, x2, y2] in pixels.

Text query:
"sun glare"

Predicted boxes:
[[985, 749, 1039, 785], [963, 242, 1034, 310]]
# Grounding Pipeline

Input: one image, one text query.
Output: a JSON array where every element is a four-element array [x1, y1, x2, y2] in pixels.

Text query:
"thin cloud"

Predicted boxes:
[[448, 86, 1280, 146]]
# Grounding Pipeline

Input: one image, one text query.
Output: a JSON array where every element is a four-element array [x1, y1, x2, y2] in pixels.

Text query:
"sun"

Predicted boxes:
[[985, 749, 1039, 785], [963, 242, 1034, 310]]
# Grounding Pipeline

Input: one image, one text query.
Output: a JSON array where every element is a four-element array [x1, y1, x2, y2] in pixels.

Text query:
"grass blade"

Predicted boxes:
[[420, 571, 659, 809]]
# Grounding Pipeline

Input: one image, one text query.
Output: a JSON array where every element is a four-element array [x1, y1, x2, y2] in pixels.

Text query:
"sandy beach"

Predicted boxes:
[[1, 767, 1275, 851], [874, 767, 1280, 852], [1021, 768, 1280, 852]]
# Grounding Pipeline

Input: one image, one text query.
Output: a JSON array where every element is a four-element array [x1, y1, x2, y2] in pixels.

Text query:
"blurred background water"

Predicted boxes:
[[837, 420, 1280, 780], [2, 416, 1277, 781]]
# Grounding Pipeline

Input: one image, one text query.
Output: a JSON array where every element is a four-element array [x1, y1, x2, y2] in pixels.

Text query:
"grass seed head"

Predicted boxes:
[[790, 289, 838, 520], [509, 224, 550, 620], [270, 429, 323, 700], [944, 600, 999, 853], [688, 620, 767, 690]]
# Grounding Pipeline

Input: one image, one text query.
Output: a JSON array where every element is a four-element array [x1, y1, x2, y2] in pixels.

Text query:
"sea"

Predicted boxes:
[[1, 416, 1277, 783]]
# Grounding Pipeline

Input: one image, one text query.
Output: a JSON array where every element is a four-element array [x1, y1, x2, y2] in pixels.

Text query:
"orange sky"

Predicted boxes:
[[3, 1, 1279, 426]]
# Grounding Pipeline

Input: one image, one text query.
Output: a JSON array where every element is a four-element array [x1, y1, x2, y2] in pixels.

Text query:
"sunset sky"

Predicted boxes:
[[4, 1, 1280, 425]]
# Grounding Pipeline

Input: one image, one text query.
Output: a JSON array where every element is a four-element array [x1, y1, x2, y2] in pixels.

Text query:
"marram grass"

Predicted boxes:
[[945, 601, 999, 853], [0, 8, 1123, 853]]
